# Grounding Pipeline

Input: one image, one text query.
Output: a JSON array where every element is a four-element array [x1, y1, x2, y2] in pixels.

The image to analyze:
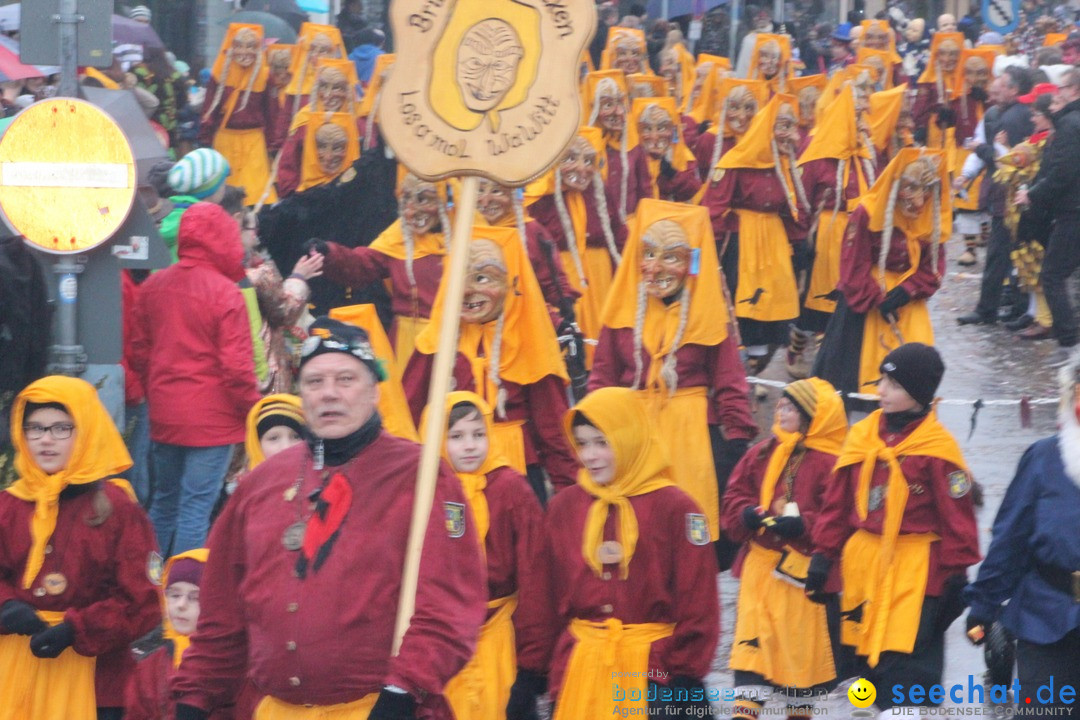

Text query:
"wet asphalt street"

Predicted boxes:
[[703, 238, 1068, 717]]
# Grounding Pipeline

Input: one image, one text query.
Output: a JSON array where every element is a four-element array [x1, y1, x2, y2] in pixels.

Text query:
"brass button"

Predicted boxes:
[[286, 641, 297, 651], [289, 676, 301, 687], [44, 545, 53, 554], [287, 602, 299, 612], [601, 604, 614, 614], [33, 587, 46, 597], [602, 572, 612, 581]]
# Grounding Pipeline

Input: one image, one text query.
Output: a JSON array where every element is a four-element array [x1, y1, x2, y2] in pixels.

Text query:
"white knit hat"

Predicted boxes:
[[129, 5, 151, 21], [167, 148, 231, 199]]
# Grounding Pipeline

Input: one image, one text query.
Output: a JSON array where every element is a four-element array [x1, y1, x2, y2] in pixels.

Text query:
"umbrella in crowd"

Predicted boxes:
[[241, 0, 308, 32], [0, 35, 57, 76], [218, 11, 299, 44], [112, 14, 164, 49], [0, 42, 41, 82], [80, 85, 170, 182]]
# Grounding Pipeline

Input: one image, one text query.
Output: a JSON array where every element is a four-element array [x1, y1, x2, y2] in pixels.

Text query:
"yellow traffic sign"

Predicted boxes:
[[0, 98, 136, 254]]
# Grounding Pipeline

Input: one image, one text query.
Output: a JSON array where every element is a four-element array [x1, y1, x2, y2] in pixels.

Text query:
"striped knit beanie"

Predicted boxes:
[[783, 379, 818, 422], [129, 5, 152, 22], [167, 149, 230, 199], [255, 399, 307, 439]]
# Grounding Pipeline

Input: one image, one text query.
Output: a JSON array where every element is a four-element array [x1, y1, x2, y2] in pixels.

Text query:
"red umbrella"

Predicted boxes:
[[0, 44, 43, 82]]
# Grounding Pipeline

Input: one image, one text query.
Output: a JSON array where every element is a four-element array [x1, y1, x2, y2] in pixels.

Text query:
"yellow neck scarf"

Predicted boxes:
[[7, 376, 133, 588], [565, 388, 675, 579], [759, 378, 848, 509], [161, 549, 209, 668], [836, 409, 967, 582]]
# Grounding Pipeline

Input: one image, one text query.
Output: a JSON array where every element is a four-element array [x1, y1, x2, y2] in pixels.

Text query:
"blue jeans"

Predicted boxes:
[[122, 402, 152, 507], [149, 442, 234, 556]]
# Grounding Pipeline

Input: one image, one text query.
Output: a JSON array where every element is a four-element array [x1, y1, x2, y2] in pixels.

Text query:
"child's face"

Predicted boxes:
[[572, 424, 616, 486], [165, 581, 200, 635], [878, 374, 920, 414], [775, 397, 805, 433], [446, 413, 489, 473], [260, 425, 302, 460]]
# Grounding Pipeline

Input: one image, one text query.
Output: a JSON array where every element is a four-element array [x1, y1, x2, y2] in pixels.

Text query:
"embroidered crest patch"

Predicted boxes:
[[445, 502, 466, 539], [711, 168, 725, 184], [948, 471, 972, 499], [686, 514, 710, 546], [147, 551, 163, 586]]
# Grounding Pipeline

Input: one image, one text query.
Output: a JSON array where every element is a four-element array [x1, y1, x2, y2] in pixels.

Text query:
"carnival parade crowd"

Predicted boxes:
[[2, 2, 1080, 719]]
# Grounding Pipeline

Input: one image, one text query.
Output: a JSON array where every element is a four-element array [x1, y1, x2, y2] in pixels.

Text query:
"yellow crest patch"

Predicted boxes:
[[686, 513, 710, 546], [147, 551, 163, 586], [445, 502, 466, 539], [948, 471, 972, 499]]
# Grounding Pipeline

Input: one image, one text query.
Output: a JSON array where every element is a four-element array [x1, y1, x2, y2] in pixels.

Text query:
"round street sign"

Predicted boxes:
[[0, 98, 136, 254]]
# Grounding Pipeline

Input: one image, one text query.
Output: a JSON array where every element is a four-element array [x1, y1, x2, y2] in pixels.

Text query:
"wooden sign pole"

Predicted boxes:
[[391, 175, 479, 655]]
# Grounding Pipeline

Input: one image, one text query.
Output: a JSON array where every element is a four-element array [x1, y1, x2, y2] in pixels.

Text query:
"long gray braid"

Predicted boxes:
[[879, 175, 901, 292], [631, 279, 647, 389], [553, 167, 588, 288], [659, 286, 691, 394], [592, 172, 622, 264], [772, 139, 801, 218], [488, 310, 508, 419]]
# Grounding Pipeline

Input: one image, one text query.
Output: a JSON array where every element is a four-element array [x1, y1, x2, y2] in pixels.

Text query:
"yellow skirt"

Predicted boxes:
[[560, 247, 615, 368], [492, 420, 527, 475], [639, 387, 718, 540], [733, 209, 800, 323], [552, 618, 675, 720], [393, 315, 430, 381], [213, 127, 275, 206], [0, 610, 96, 720], [857, 295, 934, 396], [445, 595, 519, 720], [804, 209, 848, 315], [255, 694, 378, 719], [840, 529, 935, 667], [729, 542, 835, 689], [952, 148, 983, 213]]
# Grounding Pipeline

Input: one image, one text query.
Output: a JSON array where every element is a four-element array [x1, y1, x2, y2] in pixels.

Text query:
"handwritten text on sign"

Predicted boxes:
[[380, 0, 596, 186]]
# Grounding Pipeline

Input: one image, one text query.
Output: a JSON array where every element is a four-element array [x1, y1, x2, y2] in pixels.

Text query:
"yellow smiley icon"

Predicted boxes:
[[848, 678, 877, 709]]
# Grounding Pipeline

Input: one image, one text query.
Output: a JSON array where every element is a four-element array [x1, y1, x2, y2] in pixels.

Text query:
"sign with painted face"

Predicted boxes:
[[380, 0, 596, 186]]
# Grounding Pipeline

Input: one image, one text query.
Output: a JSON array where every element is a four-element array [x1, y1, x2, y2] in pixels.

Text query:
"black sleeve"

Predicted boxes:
[[1029, 117, 1080, 210]]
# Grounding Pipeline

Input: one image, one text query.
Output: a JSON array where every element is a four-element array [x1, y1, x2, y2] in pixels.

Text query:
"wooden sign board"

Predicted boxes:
[[379, 0, 596, 187], [0, 99, 136, 254]]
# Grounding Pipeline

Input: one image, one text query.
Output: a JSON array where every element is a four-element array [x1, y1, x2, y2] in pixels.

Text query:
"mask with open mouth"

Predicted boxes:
[[232, 28, 260, 69], [596, 79, 627, 134], [637, 103, 676, 159], [462, 238, 510, 324], [477, 178, 514, 224], [640, 218, 691, 299], [559, 136, 598, 193], [400, 175, 441, 234]]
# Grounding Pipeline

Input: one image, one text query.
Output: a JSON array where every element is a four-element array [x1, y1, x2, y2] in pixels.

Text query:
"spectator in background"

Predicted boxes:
[[828, 23, 856, 76], [129, 5, 151, 23], [337, 0, 368, 54], [1018, 68, 1080, 349], [937, 13, 958, 32], [591, 3, 619, 69], [1035, 46, 1070, 85], [134, 47, 188, 148], [348, 27, 386, 86], [130, 202, 261, 556], [736, 8, 774, 77]]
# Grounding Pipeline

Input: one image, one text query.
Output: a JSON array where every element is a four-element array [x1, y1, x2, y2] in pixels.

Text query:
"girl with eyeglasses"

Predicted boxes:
[[0, 376, 160, 720]]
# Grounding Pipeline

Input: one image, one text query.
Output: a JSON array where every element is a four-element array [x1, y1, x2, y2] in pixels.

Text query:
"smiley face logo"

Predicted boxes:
[[848, 678, 877, 708]]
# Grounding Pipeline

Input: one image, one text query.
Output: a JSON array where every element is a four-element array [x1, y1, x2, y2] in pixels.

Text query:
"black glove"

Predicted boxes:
[[697, 120, 712, 135], [878, 286, 910, 319], [175, 704, 211, 720], [505, 669, 546, 720], [302, 237, 329, 257], [556, 297, 577, 326], [913, 126, 929, 145], [29, 622, 75, 658], [654, 676, 712, 716], [369, 688, 417, 720], [0, 600, 47, 636], [804, 553, 832, 603], [965, 611, 993, 646], [767, 515, 805, 539], [659, 158, 677, 179], [742, 505, 766, 530], [935, 106, 956, 128], [935, 573, 968, 635], [970, 86, 988, 103]]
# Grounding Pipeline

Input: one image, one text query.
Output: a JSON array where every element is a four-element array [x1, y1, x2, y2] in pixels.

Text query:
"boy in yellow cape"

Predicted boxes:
[[811, 148, 950, 412], [419, 392, 547, 720], [810, 343, 980, 715], [721, 378, 848, 720], [537, 388, 719, 719]]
